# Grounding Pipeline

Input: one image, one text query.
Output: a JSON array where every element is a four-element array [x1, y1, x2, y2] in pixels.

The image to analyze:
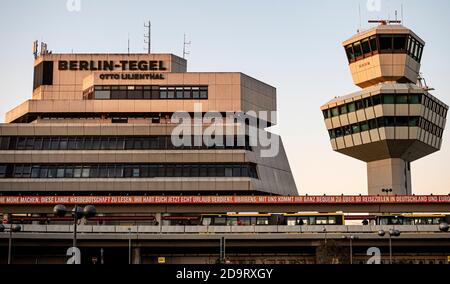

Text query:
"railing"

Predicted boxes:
[[0, 224, 445, 234]]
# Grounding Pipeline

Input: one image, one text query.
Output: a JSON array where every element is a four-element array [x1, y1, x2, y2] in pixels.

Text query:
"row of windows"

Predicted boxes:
[[345, 34, 424, 63], [0, 136, 251, 151], [83, 85, 208, 100], [0, 163, 258, 179], [328, 116, 444, 139], [322, 93, 447, 119]]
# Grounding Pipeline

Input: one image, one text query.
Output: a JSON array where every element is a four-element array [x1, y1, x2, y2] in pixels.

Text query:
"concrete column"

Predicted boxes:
[[132, 247, 141, 264], [367, 158, 411, 195]]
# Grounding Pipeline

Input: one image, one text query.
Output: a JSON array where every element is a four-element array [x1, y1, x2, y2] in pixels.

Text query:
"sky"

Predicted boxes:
[[0, 0, 449, 195]]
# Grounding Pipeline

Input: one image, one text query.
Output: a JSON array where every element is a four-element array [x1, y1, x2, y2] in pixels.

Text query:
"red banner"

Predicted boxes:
[[0, 195, 450, 205]]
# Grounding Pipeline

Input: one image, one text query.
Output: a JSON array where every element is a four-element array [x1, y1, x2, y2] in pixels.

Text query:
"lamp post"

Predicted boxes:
[[377, 228, 401, 264], [128, 227, 132, 265], [0, 223, 22, 264], [53, 204, 97, 264], [342, 235, 358, 264]]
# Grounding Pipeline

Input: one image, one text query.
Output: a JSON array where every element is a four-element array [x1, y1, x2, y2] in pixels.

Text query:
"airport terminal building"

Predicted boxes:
[[0, 51, 298, 197]]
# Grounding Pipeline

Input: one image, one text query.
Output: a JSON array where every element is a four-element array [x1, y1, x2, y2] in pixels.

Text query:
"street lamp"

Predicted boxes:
[[0, 224, 22, 264], [53, 204, 97, 263], [377, 228, 401, 264], [342, 235, 358, 264]]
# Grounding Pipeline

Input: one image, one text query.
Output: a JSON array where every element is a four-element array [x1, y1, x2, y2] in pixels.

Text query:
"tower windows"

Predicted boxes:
[[344, 34, 424, 63]]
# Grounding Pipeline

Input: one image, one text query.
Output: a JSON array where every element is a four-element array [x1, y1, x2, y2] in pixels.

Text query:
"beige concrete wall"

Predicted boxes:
[[367, 158, 411, 195]]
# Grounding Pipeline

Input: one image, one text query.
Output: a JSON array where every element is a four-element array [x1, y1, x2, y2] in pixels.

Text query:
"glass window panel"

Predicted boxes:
[[160, 87, 167, 99], [232, 166, 241, 177], [94, 90, 111, 99], [352, 124, 361, 134], [65, 167, 74, 178], [369, 36, 378, 53], [347, 102, 356, 112], [361, 39, 371, 55], [345, 45, 355, 62], [167, 87, 175, 99], [39, 166, 48, 178], [393, 35, 407, 51], [200, 87, 208, 99], [73, 166, 82, 178], [183, 87, 191, 99], [409, 117, 419, 127], [331, 107, 339, 117], [355, 100, 364, 110], [339, 104, 347, 114], [31, 166, 40, 178], [396, 94, 408, 104], [81, 167, 90, 178], [382, 94, 395, 104], [353, 42, 363, 58], [176, 87, 183, 99], [360, 122, 369, 132], [379, 35, 393, 51], [372, 95, 381, 105], [192, 87, 200, 99], [364, 97, 373, 108]]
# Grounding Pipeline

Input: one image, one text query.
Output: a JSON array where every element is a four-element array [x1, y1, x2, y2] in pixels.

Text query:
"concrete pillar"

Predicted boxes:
[[132, 247, 141, 264], [367, 158, 411, 195]]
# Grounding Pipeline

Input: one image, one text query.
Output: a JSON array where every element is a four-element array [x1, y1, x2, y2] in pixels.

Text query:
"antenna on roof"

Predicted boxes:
[[368, 19, 402, 25], [401, 4, 404, 25], [358, 4, 362, 32], [127, 33, 130, 54], [144, 20, 151, 54], [32, 40, 38, 59], [183, 33, 191, 59]]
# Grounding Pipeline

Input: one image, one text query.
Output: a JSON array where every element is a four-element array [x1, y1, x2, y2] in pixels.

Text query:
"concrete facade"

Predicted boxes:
[[0, 52, 298, 196], [321, 23, 448, 195]]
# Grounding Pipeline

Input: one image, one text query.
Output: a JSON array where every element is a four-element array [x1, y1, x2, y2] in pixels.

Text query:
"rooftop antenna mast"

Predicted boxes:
[[183, 33, 191, 59], [401, 4, 404, 25], [127, 33, 130, 54], [358, 4, 362, 32], [144, 20, 151, 54]]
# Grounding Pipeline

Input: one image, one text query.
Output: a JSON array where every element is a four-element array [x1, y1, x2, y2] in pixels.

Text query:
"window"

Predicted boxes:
[[363, 97, 373, 108], [379, 35, 393, 51], [361, 39, 371, 56], [167, 87, 175, 99], [382, 94, 395, 104], [160, 87, 167, 99], [369, 36, 378, 54], [192, 87, 200, 99], [176, 87, 183, 99], [183, 87, 191, 99], [352, 124, 360, 134], [409, 117, 419, 127], [339, 104, 347, 115], [409, 94, 421, 104], [0, 165, 7, 178], [396, 116, 409, 126], [345, 45, 355, 62], [353, 42, 363, 59], [322, 109, 330, 119], [372, 95, 381, 106], [331, 107, 339, 117], [200, 87, 208, 99], [360, 122, 369, 132], [347, 102, 356, 112], [393, 35, 407, 51], [94, 90, 111, 99], [355, 100, 364, 111], [395, 94, 408, 104]]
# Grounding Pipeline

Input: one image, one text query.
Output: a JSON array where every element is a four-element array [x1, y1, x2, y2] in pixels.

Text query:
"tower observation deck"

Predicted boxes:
[[321, 22, 448, 195]]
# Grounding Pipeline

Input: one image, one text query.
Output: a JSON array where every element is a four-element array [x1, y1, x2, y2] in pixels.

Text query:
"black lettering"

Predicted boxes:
[[159, 61, 167, 70], [149, 61, 158, 70], [129, 61, 138, 71], [103, 61, 114, 71], [58, 61, 68, 70], [69, 61, 78, 70], [89, 61, 97, 71], [120, 61, 128, 70], [138, 61, 148, 70], [79, 61, 89, 71]]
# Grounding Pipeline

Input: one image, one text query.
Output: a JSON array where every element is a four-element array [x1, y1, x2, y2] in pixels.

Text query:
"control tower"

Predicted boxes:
[[321, 21, 448, 195]]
